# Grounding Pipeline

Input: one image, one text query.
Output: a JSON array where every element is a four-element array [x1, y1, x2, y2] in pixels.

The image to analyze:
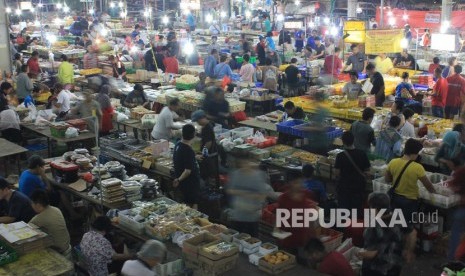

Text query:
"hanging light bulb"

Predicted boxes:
[[38, 3, 43, 8], [15, 9, 21, 15], [89, 9, 95, 15], [30, 7, 35, 13], [220, 11, 227, 18], [120, 10, 127, 17], [205, 14, 213, 23], [6, 7, 11, 13], [34, 20, 40, 26], [101, 28, 108, 36], [309, 21, 315, 28], [323, 17, 330, 24], [402, 14, 408, 20], [110, 2, 115, 8], [183, 41, 194, 55], [143, 10, 149, 17], [387, 11, 393, 17], [356, 7, 362, 13], [118, 1, 124, 8], [56, 3, 62, 9], [245, 10, 251, 18], [388, 17, 395, 26], [295, 0, 300, 5], [330, 26, 338, 36], [162, 15, 169, 24], [277, 14, 284, 21], [63, 6, 70, 13]]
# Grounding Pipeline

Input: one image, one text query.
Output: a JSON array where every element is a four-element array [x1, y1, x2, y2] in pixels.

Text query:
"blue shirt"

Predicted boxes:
[[187, 14, 195, 27], [19, 170, 46, 198], [266, 37, 276, 51], [304, 179, 327, 202], [295, 30, 304, 48], [264, 19, 272, 32], [307, 36, 316, 50], [214, 63, 233, 79], [395, 82, 421, 106], [204, 55, 217, 78]]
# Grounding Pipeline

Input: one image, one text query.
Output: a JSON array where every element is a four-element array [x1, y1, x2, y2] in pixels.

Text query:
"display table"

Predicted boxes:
[[22, 124, 96, 157], [239, 119, 277, 132], [0, 138, 28, 174], [240, 94, 282, 114], [113, 119, 153, 141], [0, 248, 73, 276]]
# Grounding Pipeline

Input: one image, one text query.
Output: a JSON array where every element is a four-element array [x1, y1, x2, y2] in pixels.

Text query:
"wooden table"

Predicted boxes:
[[0, 248, 73, 276], [22, 124, 96, 157], [239, 119, 277, 132], [240, 94, 282, 114], [114, 119, 152, 141], [0, 138, 28, 174]]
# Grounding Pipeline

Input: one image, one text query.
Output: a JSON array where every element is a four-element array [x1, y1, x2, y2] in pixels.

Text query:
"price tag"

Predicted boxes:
[[142, 160, 152, 169]]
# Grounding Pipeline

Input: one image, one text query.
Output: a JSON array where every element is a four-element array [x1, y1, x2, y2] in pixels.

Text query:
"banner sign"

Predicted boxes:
[[425, 13, 441, 24], [365, 29, 404, 54]]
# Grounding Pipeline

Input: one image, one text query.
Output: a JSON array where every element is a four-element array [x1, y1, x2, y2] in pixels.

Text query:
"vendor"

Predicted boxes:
[[203, 86, 230, 127], [302, 164, 326, 203], [121, 240, 166, 276], [241, 34, 251, 55], [285, 58, 305, 92], [191, 110, 219, 185], [305, 238, 354, 275], [18, 155, 52, 198], [343, 44, 367, 74], [435, 125, 465, 174], [0, 82, 13, 108], [443, 57, 457, 78], [13, 53, 23, 74], [195, 72, 207, 92], [83, 46, 99, 69], [446, 65, 465, 119], [80, 216, 133, 276], [96, 85, 115, 135], [351, 107, 376, 153], [283, 101, 305, 120], [131, 24, 140, 39], [204, 49, 219, 79], [256, 36, 267, 65], [429, 67, 448, 118], [400, 108, 416, 138], [207, 35, 220, 55], [213, 55, 233, 80], [394, 50, 417, 70], [428, 57, 441, 74], [16, 65, 34, 102], [26, 51, 41, 78], [124, 84, 150, 109], [366, 63, 386, 107], [57, 54, 75, 86], [30, 190, 71, 257], [261, 58, 279, 92], [151, 98, 181, 140], [239, 54, 255, 83], [310, 37, 325, 60], [374, 53, 394, 74], [109, 55, 127, 81], [0, 103, 21, 143], [163, 52, 179, 74], [71, 90, 102, 129], [266, 31, 276, 52], [383, 100, 405, 129], [375, 116, 403, 162], [78, 33, 92, 49], [395, 72, 422, 114], [52, 83, 71, 118], [0, 177, 35, 223], [173, 125, 201, 209], [342, 70, 362, 100], [323, 47, 342, 78]]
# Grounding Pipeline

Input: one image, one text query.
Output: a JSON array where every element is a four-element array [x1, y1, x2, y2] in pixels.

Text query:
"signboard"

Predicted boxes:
[[431, 33, 456, 52], [425, 13, 441, 24], [20, 2, 32, 9], [344, 21, 366, 31], [284, 21, 303, 29], [344, 31, 365, 43], [365, 29, 404, 54]]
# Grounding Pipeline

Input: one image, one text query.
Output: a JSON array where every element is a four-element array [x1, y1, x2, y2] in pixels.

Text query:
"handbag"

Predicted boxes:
[[387, 160, 413, 199]]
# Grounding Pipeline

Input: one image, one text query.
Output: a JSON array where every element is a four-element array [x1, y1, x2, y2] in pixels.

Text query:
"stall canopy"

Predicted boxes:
[[376, 9, 465, 31]]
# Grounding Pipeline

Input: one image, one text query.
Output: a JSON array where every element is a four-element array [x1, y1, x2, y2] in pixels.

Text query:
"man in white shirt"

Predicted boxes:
[[151, 98, 181, 140], [121, 240, 166, 276], [53, 83, 71, 115]]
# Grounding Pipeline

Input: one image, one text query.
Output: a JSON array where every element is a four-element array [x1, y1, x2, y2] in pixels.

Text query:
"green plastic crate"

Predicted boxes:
[[50, 125, 68, 138], [176, 82, 198, 90], [0, 241, 18, 266], [235, 56, 257, 64]]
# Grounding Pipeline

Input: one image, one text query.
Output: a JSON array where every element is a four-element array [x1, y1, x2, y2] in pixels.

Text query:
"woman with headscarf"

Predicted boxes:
[[435, 125, 465, 174], [96, 85, 114, 135]]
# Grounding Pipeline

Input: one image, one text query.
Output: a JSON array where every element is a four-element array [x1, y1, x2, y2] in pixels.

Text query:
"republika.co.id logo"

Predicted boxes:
[[276, 208, 413, 228]]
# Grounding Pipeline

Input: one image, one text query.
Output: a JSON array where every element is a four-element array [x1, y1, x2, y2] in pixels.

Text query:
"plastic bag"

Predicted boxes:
[[116, 111, 129, 122], [371, 114, 383, 132], [253, 131, 266, 144], [65, 127, 79, 138]]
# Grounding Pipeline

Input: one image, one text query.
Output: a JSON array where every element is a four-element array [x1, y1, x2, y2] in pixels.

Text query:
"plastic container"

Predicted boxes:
[[259, 243, 278, 255], [231, 127, 254, 140], [49, 123, 70, 138], [0, 240, 18, 266], [50, 159, 79, 183], [276, 120, 305, 135], [118, 209, 146, 234], [66, 119, 88, 131]]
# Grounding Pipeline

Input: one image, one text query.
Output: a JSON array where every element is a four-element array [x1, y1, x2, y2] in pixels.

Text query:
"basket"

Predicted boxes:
[[50, 124, 70, 138], [130, 110, 156, 120], [229, 102, 247, 112], [319, 228, 343, 252], [276, 120, 305, 135], [292, 125, 343, 140], [118, 210, 146, 235], [0, 240, 18, 266]]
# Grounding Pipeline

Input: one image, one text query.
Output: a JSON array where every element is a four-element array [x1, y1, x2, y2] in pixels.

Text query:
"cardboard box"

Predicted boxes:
[[182, 232, 218, 256], [151, 139, 170, 157], [259, 243, 278, 255], [241, 237, 262, 255], [258, 251, 296, 275], [198, 253, 239, 276], [200, 241, 239, 261]]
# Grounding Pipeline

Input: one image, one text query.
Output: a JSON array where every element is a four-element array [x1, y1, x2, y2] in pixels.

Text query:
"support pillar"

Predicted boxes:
[[347, 0, 357, 19], [0, 0, 12, 74]]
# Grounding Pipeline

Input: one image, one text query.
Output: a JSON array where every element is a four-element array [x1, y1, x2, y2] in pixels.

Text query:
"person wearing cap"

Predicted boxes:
[[124, 84, 150, 109], [311, 37, 325, 60], [57, 54, 75, 86], [121, 240, 167, 276], [80, 216, 134, 276], [151, 98, 181, 140], [0, 177, 35, 223], [192, 110, 219, 183], [207, 36, 220, 56], [29, 190, 71, 258], [19, 155, 52, 198], [256, 35, 267, 65]]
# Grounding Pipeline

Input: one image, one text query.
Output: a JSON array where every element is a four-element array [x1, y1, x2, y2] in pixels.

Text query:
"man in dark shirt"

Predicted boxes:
[[202, 87, 230, 128], [351, 107, 376, 153], [344, 44, 367, 73], [334, 131, 370, 217], [173, 125, 201, 209], [395, 50, 416, 70], [311, 37, 325, 60], [144, 46, 166, 72], [191, 110, 219, 184], [284, 101, 305, 120], [285, 58, 306, 90], [366, 63, 386, 107], [0, 177, 35, 223]]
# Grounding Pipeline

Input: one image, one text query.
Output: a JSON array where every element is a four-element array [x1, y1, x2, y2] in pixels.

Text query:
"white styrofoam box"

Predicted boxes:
[[243, 247, 259, 255], [220, 228, 239, 242], [420, 193, 460, 208], [373, 173, 452, 195], [372, 177, 391, 193], [232, 233, 251, 252], [249, 252, 264, 266], [231, 127, 254, 140], [240, 238, 262, 251], [258, 243, 278, 256]]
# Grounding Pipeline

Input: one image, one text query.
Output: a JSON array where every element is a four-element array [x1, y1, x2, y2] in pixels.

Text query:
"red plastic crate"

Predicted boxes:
[[246, 136, 278, 148]]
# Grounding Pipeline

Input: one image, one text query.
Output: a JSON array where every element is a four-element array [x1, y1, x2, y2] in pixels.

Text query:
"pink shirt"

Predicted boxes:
[[239, 63, 255, 83]]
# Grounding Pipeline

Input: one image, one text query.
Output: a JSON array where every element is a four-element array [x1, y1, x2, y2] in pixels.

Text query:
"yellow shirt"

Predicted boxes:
[[374, 57, 394, 74], [58, 61, 74, 85], [387, 158, 426, 200]]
